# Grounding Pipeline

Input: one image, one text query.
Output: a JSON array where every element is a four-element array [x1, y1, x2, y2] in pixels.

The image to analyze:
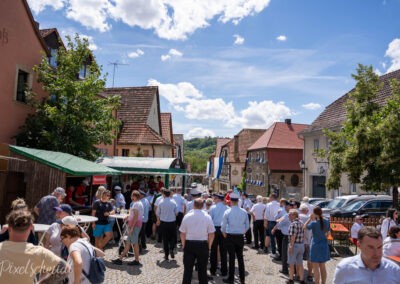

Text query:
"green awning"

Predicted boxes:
[[9, 145, 121, 176], [96, 156, 186, 174]]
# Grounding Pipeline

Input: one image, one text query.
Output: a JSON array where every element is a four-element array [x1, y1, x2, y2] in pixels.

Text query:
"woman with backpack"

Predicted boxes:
[[61, 225, 105, 284], [381, 208, 398, 239]]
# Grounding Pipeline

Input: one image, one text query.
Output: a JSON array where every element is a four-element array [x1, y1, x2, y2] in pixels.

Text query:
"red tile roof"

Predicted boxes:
[[100, 87, 172, 146], [161, 113, 173, 144], [39, 28, 56, 38], [302, 68, 400, 133], [249, 122, 308, 150]]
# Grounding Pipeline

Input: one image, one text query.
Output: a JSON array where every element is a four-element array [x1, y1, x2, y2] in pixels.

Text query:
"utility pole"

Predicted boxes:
[[108, 61, 128, 87]]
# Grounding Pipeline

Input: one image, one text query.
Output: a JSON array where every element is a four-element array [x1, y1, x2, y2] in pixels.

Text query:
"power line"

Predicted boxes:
[[108, 61, 129, 87]]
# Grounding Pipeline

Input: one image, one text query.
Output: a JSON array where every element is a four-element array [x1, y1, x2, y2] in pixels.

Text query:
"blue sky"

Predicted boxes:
[[28, 0, 400, 139]]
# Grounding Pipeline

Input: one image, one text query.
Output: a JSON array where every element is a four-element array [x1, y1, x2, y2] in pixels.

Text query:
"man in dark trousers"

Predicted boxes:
[[209, 193, 229, 276], [156, 187, 177, 260], [221, 193, 249, 284], [180, 198, 215, 284]]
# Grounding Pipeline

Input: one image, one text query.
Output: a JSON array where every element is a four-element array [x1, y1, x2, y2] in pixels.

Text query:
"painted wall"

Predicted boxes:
[[0, 0, 48, 144], [116, 144, 173, 158]]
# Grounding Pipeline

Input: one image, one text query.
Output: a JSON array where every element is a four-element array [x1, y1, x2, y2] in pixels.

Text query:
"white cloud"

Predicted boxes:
[[128, 49, 145, 59], [385, 38, 400, 73], [230, 100, 292, 128], [148, 79, 292, 129], [302, 102, 322, 110], [80, 34, 98, 51], [148, 79, 203, 104], [233, 34, 244, 45], [66, 0, 111, 32], [27, 0, 65, 14], [161, 49, 183, 61], [31, 0, 271, 40], [186, 127, 216, 139], [276, 35, 287, 41]]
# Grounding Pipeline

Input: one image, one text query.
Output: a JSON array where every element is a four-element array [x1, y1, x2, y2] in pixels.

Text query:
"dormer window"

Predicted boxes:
[[49, 48, 57, 67]]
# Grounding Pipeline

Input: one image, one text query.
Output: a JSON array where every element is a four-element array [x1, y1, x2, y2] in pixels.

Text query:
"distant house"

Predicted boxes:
[[100, 87, 175, 157], [218, 129, 265, 191], [0, 0, 50, 145], [173, 134, 184, 161], [208, 138, 231, 191], [246, 119, 308, 198], [300, 69, 400, 198]]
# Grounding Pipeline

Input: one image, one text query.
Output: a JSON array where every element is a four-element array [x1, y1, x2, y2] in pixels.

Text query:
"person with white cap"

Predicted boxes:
[[44, 206, 90, 259], [114, 185, 126, 210], [221, 192, 249, 284], [209, 193, 229, 276], [34, 187, 66, 225], [156, 187, 178, 260]]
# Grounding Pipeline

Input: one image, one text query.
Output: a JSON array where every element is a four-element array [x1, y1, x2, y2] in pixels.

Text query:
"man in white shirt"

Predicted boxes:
[[333, 226, 400, 284], [180, 198, 215, 284], [350, 215, 364, 246], [172, 187, 186, 242], [250, 195, 266, 250], [264, 193, 281, 255]]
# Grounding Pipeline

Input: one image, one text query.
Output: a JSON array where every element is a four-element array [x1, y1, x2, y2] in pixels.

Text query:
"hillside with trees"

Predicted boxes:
[[184, 137, 217, 173]]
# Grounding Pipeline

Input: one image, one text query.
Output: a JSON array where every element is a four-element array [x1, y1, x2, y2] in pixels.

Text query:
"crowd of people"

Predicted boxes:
[[0, 180, 400, 284]]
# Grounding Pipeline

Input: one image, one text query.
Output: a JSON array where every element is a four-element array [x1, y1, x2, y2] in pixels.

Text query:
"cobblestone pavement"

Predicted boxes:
[[103, 238, 348, 284]]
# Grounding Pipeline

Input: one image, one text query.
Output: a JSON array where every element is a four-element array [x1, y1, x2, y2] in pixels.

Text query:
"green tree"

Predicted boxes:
[[15, 35, 120, 160], [325, 64, 399, 207]]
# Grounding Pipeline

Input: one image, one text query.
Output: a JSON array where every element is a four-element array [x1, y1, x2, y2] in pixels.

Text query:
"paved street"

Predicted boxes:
[[103, 238, 346, 284]]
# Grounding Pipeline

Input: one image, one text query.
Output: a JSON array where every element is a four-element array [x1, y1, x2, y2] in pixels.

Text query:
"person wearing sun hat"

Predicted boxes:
[[43, 204, 88, 258]]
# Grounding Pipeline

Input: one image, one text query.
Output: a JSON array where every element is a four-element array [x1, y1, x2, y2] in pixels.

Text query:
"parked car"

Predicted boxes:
[[312, 199, 332, 209], [330, 196, 393, 218], [322, 194, 389, 218], [308, 198, 325, 205]]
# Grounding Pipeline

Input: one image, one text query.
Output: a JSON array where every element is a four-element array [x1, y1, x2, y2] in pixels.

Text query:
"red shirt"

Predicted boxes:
[[75, 185, 86, 205], [156, 181, 165, 192], [65, 187, 74, 204]]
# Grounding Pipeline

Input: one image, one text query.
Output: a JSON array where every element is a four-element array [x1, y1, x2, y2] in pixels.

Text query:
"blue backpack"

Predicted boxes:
[[80, 241, 106, 284]]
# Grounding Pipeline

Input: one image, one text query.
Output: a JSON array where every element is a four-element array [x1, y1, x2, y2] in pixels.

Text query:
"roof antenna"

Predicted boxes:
[[109, 61, 128, 87]]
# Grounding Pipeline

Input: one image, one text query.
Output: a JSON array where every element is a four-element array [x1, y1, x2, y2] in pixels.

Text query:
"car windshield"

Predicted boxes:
[[315, 200, 330, 208], [327, 198, 346, 209], [341, 200, 364, 211]]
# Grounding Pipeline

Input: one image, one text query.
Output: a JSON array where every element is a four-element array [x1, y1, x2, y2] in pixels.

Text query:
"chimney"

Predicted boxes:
[[285, 118, 292, 125]]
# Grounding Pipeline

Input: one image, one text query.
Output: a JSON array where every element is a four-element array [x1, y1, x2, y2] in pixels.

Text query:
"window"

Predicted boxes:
[[349, 183, 357, 193], [313, 138, 320, 150], [79, 64, 89, 79], [143, 149, 149, 157], [16, 69, 29, 103], [49, 48, 57, 67], [122, 149, 129, 157], [291, 174, 299, 186], [98, 148, 108, 156]]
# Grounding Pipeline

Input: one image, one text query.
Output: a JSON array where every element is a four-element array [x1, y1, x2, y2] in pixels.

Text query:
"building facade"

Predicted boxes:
[[218, 129, 265, 191], [300, 69, 400, 198], [245, 120, 308, 199], [100, 87, 175, 158], [0, 0, 50, 145]]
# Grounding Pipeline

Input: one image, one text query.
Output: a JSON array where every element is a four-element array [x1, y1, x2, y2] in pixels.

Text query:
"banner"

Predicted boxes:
[[92, 175, 106, 185]]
